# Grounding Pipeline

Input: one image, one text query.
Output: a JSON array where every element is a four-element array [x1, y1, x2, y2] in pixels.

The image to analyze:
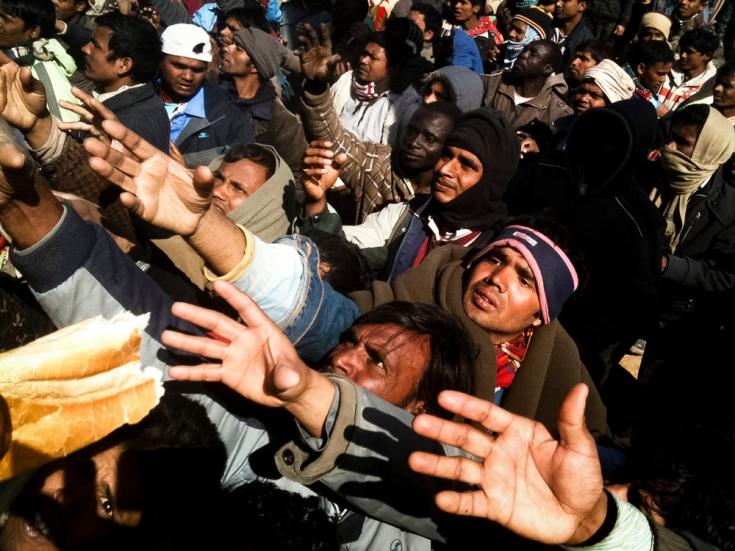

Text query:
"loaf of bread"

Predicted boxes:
[[0, 313, 163, 481]]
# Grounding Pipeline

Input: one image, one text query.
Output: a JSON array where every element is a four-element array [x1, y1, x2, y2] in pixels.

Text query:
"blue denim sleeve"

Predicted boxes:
[[231, 233, 361, 363]]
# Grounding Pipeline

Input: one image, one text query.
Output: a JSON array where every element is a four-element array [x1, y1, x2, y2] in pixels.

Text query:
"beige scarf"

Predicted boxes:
[[654, 109, 735, 253]]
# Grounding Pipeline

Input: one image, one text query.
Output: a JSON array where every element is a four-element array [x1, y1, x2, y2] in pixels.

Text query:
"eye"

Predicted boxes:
[[101, 497, 113, 516]]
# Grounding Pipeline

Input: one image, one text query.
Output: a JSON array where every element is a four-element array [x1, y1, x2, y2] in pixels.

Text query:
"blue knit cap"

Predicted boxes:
[[465, 225, 579, 324]]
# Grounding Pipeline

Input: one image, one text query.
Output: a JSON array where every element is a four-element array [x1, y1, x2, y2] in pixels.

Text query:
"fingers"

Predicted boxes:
[[412, 413, 493, 458], [408, 451, 485, 486], [160, 329, 228, 360], [0, 143, 27, 170], [58, 121, 100, 137], [169, 299, 245, 342], [58, 100, 94, 122], [556, 383, 596, 453], [319, 22, 332, 51], [71, 86, 118, 121], [100, 119, 158, 161], [437, 391, 516, 435], [212, 281, 273, 330], [168, 364, 224, 383], [435, 490, 490, 519]]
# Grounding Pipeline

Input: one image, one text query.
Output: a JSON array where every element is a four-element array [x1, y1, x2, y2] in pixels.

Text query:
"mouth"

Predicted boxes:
[[22, 511, 52, 543], [472, 285, 499, 311], [433, 177, 453, 193]]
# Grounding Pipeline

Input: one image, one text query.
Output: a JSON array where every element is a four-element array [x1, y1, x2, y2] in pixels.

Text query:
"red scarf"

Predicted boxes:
[[466, 16, 504, 44], [495, 327, 533, 389]]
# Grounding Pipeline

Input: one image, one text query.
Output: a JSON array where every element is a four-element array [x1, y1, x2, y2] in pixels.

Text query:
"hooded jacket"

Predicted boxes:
[[507, 99, 666, 381], [151, 145, 296, 289], [481, 71, 573, 131], [424, 65, 484, 113]]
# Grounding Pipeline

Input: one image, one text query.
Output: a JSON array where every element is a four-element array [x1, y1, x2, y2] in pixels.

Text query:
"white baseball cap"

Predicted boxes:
[[161, 23, 212, 63]]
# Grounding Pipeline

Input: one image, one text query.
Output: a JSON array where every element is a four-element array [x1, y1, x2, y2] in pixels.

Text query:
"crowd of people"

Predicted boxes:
[[0, 0, 734, 548]]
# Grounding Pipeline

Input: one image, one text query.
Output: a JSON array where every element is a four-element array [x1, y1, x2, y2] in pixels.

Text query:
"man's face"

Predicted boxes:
[[511, 42, 549, 80], [713, 72, 735, 112], [81, 26, 121, 87], [666, 123, 699, 158], [160, 55, 208, 102], [678, 45, 710, 76], [636, 61, 672, 92], [218, 16, 243, 46], [573, 80, 607, 112], [220, 41, 256, 77], [0, 12, 38, 49], [0, 444, 143, 550], [639, 26, 666, 41], [462, 246, 542, 343], [212, 158, 269, 214], [400, 111, 454, 172], [569, 50, 597, 80], [453, 0, 479, 23], [53, 0, 85, 22], [328, 323, 431, 412], [675, 0, 704, 19], [432, 145, 484, 203], [554, 0, 585, 22], [357, 42, 389, 84]]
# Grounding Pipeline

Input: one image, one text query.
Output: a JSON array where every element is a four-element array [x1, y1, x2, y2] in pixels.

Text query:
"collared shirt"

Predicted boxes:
[[164, 84, 206, 143], [657, 62, 717, 111], [92, 82, 146, 104]]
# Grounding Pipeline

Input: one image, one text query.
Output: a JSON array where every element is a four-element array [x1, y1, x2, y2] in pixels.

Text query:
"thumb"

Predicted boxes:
[[0, 143, 27, 171], [556, 383, 595, 452], [334, 152, 348, 168], [192, 165, 215, 196]]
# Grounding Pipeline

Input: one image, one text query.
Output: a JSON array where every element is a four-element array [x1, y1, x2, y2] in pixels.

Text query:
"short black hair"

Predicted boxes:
[[0, 0, 55, 39], [95, 12, 162, 84], [219, 2, 271, 34], [410, 3, 443, 38], [717, 61, 735, 80], [535, 39, 563, 74], [574, 38, 612, 63], [223, 143, 277, 180], [303, 229, 373, 294], [351, 301, 475, 418], [669, 103, 710, 137], [628, 39, 675, 67], [678, 26, 720, 56]]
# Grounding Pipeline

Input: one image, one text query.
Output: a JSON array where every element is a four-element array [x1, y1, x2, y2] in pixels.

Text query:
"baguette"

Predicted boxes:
[[0, 313, 163, 481]]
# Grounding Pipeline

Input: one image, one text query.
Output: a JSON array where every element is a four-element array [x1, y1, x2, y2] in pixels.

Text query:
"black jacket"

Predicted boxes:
[[585, 0, 634, 25], [174, 79, 253, 167], [103, 82, 170, 153]]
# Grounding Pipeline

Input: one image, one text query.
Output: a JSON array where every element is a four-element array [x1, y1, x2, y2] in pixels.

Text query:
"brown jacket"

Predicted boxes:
[[301, 88, 414, 223], [482, 71, 573, 132], [350, 244, 607, 438]]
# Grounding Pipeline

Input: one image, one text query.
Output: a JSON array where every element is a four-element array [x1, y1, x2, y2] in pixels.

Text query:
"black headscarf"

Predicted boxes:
[[432, 108, 520, 231]]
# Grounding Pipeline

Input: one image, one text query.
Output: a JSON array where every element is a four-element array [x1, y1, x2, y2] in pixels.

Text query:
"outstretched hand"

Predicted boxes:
[[162, 282, 335, 436], [302, 140, 347, 203], [0, 60, 48, 134], [0, 120, 33, 209], [58, 86, 118, 142], [408, 384, 607, 545], [297, 23, 341, 83], [84, 120, 213, 236]]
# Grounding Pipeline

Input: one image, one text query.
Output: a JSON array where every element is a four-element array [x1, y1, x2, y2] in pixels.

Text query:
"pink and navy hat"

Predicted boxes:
[[465, 225, 579, 324]]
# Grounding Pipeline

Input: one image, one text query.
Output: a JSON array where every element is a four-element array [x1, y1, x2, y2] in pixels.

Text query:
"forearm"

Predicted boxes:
[[187, 206, 247, 276], [284, 369, 336, 437], [0, 167, 63, 250]]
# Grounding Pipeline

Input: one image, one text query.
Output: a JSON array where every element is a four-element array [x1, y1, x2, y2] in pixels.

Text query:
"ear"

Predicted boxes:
[[115, 56, 134, 77], [29, 24, 42, 40], [406, 399, 427, 416], [472, 4, 481, 14], [579, 0, 588, 12], [635, 62, 645, 77], [424, 29, 435, 42], [543, 63, 554, 77], [532, 314, 543, 328], [76, 1, 87, 13]]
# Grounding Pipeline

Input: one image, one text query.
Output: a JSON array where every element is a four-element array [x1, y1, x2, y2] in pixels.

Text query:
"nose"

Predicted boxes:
[[330, 346, 366, 379], [485, 265, 509, 292], [212, 180, 228, 201], [437, 156, 458, 175], [424, 91, 437, 103], [182, 69, 194, 81]]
